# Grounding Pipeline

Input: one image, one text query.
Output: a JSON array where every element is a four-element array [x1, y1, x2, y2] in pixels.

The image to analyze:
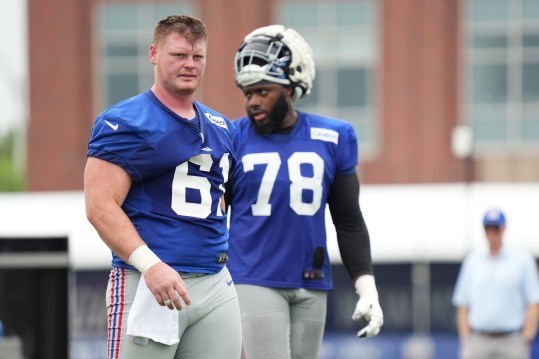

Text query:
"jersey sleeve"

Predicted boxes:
[[335, 123, 359, 174], [87, 114, 153, 182]]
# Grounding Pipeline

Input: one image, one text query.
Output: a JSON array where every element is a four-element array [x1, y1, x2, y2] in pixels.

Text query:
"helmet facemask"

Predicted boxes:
[[234, 25, 315, 101], [234, 36, 292, 87]]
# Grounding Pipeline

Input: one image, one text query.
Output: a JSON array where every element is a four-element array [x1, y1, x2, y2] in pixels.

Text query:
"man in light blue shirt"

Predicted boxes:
[[452, 208, 539, 359]]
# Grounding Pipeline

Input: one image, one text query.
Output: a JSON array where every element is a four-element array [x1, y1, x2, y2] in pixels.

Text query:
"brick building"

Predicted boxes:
[[26, 0, 539, 190]]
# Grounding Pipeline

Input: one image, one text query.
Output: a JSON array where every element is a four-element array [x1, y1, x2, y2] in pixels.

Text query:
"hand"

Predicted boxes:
[[352, 275, 384, 338], [144, 262, 191, 310]]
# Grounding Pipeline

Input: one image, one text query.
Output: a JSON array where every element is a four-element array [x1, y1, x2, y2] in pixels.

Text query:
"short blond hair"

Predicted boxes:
[[153, 15, 208, 47]]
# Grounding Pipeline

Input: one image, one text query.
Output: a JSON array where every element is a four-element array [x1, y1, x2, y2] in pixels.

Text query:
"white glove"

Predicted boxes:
[[353, 275, 384, 338]]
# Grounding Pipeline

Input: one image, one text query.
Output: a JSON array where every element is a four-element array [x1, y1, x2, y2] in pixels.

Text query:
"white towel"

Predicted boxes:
[[126, 276, 180, 345]]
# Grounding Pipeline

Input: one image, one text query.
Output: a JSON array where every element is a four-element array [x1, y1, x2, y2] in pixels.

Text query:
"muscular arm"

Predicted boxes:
[[84, 156, 190, 309], [329, 170, 383, 337], [84, 156, 143, 261], [327, 171, 373, 281]]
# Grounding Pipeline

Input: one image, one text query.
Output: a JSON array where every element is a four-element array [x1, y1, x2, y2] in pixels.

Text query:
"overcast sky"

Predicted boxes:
[[0, 0, 27, 136]]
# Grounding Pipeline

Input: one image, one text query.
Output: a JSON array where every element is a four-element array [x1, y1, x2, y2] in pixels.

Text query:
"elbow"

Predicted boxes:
[[85, 202, 99, 227], [85, 200, 107, 229]]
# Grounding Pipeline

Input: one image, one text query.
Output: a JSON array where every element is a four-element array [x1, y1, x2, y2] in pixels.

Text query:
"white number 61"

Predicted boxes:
[[171, 153, 230, 218]]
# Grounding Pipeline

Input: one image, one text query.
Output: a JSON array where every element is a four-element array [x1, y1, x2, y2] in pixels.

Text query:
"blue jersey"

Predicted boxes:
[[87, 90, 236, 274], [227, 111, 358, 290]]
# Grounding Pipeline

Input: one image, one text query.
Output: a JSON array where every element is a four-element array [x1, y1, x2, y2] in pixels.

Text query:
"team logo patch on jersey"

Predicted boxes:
[[310, 128, 339, 144], [205, 113, 228, 129]]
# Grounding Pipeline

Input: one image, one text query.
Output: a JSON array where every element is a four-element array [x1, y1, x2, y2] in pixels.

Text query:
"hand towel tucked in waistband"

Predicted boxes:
[[126, 276, 179, 345]]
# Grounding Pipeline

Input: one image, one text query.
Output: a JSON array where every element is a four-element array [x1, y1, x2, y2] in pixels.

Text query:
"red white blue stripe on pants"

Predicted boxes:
[[107, 267, 126, 359]]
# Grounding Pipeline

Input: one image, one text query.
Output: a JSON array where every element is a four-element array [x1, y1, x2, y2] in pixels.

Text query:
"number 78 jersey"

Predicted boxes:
[[227, 111, 359, 291]]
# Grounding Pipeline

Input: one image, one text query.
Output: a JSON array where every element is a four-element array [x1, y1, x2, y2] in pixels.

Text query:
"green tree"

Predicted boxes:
[[0, 131, 25, 191]]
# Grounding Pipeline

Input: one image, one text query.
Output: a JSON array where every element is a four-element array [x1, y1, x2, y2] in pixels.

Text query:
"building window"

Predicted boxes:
[[278, 0, 379, 153], [96, 4, 195, 111], [464, 0, 539, 149]]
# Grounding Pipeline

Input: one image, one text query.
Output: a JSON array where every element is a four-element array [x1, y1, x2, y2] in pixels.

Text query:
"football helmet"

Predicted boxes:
[[234, 25, 315, 100]]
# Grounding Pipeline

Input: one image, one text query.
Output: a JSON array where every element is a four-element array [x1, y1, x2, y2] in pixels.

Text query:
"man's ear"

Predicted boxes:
[[285, 86, 295, 98], [149, 43, 157, 65]]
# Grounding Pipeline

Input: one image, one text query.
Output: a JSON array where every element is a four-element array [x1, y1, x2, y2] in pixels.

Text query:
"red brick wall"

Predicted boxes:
[[26, 0, 467, 190], [27, 0, 94, 190], [360, 0, 466, 184]]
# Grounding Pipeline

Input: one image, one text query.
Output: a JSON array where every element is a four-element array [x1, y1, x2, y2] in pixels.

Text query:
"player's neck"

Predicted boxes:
[[280, 110, 298, 129], [151, 85, 196, 120], [272, 111, 298, 134]]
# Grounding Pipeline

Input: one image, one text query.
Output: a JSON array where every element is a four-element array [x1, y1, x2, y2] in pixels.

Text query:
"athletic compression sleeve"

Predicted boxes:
[[327, 173, 373, 279], [224, 181, 232, 213]]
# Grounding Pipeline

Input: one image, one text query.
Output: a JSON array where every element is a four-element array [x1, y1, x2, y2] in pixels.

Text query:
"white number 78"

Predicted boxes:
[[242, 152, 324, 216]]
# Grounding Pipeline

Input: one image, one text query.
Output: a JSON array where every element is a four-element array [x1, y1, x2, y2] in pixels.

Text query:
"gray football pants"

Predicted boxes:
[[106, 266, 242, 359], [236, 284, 327, 359]]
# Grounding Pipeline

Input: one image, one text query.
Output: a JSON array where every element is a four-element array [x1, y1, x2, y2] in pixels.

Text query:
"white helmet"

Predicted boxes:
[[234, 25, 316, 100]]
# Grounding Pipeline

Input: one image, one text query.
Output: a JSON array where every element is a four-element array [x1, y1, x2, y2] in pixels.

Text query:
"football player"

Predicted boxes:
[[226, 25, 384, 358], [84, 15, 241, 359]]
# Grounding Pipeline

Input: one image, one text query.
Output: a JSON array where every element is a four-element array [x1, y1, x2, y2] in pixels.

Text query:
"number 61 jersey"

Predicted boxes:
[[87, 90, 236, 274], [227, 111, 359, 291]]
